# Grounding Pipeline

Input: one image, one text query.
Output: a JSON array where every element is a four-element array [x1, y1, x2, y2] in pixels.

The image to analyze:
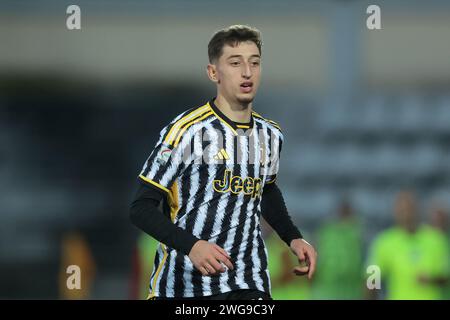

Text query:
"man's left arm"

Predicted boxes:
[[261, 182, 317, 279]]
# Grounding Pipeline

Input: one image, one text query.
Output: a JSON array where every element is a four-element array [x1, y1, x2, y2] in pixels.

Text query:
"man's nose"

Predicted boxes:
[[242, 63, 252, 78]]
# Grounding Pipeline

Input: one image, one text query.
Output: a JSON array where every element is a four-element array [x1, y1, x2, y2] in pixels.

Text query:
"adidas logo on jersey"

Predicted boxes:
[[213, 148, 230, 161]]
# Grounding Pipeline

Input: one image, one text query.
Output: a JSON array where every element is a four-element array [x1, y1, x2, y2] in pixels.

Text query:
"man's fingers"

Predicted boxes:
[[213, 245, 234, 270], [215, 252, 234, 271], [293, 266, 309, 276], [307, 250, 317, 279], [199, 265, 209, 276], [203, 262, 219, 276], [207, 257, 225, 274], [214, 245, 231, 259], [297, 248, 306, 262]]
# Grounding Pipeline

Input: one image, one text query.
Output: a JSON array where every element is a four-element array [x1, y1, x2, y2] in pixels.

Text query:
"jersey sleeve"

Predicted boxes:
[[265, 131, 283, 184], [138, 124, 193, 195]]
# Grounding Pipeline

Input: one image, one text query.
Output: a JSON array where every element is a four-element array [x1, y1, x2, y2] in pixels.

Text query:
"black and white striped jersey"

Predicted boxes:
[[138, 99, 283, 298]]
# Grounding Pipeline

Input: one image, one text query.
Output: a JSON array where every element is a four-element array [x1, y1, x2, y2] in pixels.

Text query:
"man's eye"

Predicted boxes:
[[230, 61, 240, 66], [251, 61, 260, 66]]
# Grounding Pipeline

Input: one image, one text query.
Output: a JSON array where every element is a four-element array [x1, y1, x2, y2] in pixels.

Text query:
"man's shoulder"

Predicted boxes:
[[373, 227, 402, 247], [168, 102, 213, 127], [419, 225, 449, 247], [252, 110, 283, 135], [162, 101, 216, 147]]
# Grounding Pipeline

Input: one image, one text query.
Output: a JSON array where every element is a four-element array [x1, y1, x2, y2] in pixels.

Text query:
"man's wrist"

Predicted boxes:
[[180, 235, 201, 256], [289, 238, 304, 248]]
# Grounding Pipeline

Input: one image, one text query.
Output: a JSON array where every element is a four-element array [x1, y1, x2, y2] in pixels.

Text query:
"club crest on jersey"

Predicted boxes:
[[156, 143, 173, 165], [213, 169, 262, 198]]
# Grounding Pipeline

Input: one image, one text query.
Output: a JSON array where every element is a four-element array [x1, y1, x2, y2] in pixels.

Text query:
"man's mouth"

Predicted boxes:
[[240, 82, 253, 93]]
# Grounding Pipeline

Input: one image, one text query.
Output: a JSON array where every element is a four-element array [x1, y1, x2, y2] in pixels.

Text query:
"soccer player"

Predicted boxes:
[[312, 201, 363, 299], [367, 191, 449, 300], [130, 25, 317, 300]]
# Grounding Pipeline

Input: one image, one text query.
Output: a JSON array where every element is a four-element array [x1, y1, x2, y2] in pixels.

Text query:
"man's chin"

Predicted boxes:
[[236, 94, 255, 105]]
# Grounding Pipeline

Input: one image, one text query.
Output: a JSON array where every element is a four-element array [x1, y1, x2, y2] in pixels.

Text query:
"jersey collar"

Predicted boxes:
[[208, 98, 255, 135]]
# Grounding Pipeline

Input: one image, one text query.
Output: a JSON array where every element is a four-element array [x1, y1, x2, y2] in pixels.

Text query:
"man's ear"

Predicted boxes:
[[207, 64, 219, 83]]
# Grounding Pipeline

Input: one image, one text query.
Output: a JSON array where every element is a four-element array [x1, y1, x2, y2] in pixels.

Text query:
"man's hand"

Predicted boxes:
[[290, 238, 317, 279], [188, 240, 234, 276], [417, 273, 449, 286]]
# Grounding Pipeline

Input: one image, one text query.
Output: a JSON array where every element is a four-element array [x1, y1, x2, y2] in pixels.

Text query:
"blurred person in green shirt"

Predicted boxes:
[[262, 220, 311, 300], [430, 205, 450, 299], [311, 200, 364, 299], [367, 191, 449, 300]]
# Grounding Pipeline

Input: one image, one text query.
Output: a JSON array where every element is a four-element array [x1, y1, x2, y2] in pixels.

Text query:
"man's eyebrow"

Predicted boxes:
[[226, 54, 261, 59]]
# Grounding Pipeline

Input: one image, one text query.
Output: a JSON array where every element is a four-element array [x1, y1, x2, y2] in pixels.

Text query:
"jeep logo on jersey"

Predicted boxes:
[[213, 169, 262, 198]]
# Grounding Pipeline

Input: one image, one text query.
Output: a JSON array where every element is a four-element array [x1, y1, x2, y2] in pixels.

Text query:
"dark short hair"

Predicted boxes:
[[208, 25, 262, 63]]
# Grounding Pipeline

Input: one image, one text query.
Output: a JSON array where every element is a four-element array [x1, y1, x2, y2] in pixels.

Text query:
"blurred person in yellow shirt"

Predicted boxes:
[[312, 200, 364, 299], [59, 231, 96, 299], [367, 191, 449, 300]]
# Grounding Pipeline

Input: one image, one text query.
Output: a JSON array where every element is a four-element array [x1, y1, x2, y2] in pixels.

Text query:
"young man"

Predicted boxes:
[[130, 25, 317, 300]]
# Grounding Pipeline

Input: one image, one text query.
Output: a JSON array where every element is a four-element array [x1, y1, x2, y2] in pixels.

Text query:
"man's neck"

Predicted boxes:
[[214, 94, 252, 123], [400, 222, 418, 234]]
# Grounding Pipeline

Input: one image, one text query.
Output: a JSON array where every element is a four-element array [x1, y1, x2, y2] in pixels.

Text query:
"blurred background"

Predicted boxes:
[[1, 0, 449, 299]]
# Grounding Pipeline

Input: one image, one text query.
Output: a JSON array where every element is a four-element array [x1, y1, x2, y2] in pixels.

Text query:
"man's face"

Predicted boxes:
[[210, 41, 261, 105], [394, 192, 417, 230], [431, 208, 448, 232]]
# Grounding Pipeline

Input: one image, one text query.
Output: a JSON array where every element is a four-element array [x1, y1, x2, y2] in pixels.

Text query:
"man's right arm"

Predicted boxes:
[[129, 182, 200, 256], [129, 182, 234, 275]]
